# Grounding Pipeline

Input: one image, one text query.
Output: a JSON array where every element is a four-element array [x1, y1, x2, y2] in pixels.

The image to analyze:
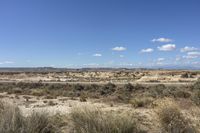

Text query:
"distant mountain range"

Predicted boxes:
[[0, 66, 199, 72]]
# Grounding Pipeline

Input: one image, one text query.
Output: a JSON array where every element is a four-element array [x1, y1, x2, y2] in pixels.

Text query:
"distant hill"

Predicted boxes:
[[0, 66, 199, 73]]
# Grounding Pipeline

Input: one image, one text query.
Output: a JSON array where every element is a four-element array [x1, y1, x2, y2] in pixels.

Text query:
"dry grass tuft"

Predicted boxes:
[[0, 101, 60, 133], [70, 105, 144, 133], [157, 99, 196, 133]]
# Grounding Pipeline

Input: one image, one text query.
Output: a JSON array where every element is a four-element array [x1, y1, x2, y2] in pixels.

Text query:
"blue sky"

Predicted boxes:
[[0, 0, 200, 68]]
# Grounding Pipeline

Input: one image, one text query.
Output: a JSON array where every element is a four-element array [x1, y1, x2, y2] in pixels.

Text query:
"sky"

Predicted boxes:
[[0, 0, 200, 68]]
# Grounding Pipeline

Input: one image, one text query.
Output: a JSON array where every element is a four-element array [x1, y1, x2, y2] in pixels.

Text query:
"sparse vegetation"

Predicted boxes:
[[0, 71, 200, 132]]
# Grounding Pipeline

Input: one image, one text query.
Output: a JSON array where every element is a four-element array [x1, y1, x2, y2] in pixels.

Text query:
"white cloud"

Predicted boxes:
[[182, 52, 200, 59], [152, 38, 173, 43], [0, 61, 15, 65], [180, 46, 198, 52], [187, 51, 200, 56], [158, 44, 176, 51], [140, 48, 154, 53], [157, 58, 165, 62], [93, 53, 102, 57], [112, 46, 126, 51]]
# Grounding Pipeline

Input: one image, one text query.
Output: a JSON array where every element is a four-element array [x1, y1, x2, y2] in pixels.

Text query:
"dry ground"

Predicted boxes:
[[0, 70, 200, 133]]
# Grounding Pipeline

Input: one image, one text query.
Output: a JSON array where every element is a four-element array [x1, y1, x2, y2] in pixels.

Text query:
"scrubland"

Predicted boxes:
[[0, 71, 200, 133]]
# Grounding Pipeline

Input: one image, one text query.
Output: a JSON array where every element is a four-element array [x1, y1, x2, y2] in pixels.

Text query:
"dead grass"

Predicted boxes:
[[157, 99, 197, 133], [70, 105, 144, 133], [0, 101, 60, 133]]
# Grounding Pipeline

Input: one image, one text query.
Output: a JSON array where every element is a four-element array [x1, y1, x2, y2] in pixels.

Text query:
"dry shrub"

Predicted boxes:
[[31, 89, 45, 96], [192, 90, 200, 106], [130, 97, 153, 108], [181, 73, 189, 78], [192, 79, 200, 90], [149, 84, 166, 98], [48, 101, 57, 106], [79, 93, 87, 102], [70, 106, 144, 133], [100, 83, 116, 95], [174, 90, 191, 98], [124, 83, 134, 92], [157, 99, 196, 133]]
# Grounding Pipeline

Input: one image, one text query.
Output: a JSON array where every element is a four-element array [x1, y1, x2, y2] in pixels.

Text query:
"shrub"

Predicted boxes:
[[192, 90, 200, 106], [192, 80, 200, 90], [85, 84, 99, 91], [149, 84, 166, 98], [100, 83, 116, 95], [70, 106, 143, 133], [124, 83, 134, 92], [73, 84, 84, 91], [174, 90, 191, 98], [48, 101, 57, 106], [158, 102, 196, 133], [134, 84, 145, 90], [80, 93, 87, 102], [181, 73, 189, 78], [130, 98, 153, 108], [12, 88, 23, 94], [31, 89, 45, 96]]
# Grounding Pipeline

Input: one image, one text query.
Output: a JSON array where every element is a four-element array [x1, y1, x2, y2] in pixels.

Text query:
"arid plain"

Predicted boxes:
[[0, 69, 200, 133]]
